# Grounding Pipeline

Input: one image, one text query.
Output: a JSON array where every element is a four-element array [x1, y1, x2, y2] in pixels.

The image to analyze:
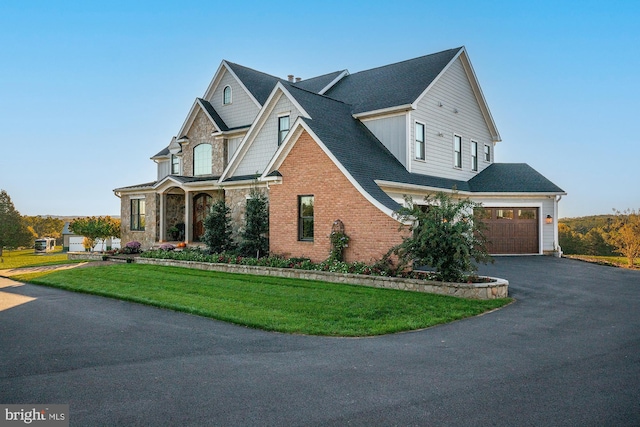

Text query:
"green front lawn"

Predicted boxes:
[[16, 264, 511, 337], [0, 247, 75, 270]]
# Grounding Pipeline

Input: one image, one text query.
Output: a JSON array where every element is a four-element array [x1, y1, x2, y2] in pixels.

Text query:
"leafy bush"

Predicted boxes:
[[140, 248, 491, 283], [391, 192, 492, 282]]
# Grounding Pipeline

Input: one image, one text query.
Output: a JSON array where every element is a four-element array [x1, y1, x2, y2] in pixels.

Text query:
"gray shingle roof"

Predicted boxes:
[[284, 82, 563, 212], [324, 48, 462, 114], [198, 98, 229, 131], [293, 70, 346, 93], [225, 61, 284, 105], [468, 163, 565, 193], [151, 147, 170, 159]]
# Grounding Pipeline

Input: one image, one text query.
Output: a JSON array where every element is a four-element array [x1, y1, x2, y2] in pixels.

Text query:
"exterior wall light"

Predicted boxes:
[[546, 215, 553, 224]]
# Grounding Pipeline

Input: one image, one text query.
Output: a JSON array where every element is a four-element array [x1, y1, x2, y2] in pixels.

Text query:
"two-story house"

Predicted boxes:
[[114, 47, 565, 261]]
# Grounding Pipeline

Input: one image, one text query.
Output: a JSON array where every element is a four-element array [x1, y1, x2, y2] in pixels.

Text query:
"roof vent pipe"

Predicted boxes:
[[288, 74, 294, 82]]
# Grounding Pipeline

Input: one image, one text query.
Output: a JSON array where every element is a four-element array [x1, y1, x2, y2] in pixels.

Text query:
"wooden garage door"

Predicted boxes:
[[477, 208, 539, 254]]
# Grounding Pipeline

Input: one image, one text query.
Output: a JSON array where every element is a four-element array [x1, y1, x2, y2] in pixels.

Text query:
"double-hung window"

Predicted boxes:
[[278, 115, 290, 146], [131, 198, 146, 231], [484, 144, 491, 162], [471, 141, 478, 171], [415, 122, 425, 160], [298, 195, 314, 241], [454, 135, 462, 168], [171, 154, 180, 175]]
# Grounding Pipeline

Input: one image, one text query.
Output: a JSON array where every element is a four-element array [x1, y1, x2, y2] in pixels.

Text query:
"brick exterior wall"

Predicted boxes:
[[269, 131, 405, 263]]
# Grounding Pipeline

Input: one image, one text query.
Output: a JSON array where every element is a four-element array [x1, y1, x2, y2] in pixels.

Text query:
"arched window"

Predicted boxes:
[[193, 144, 212, 176], [223, 86, 232, 105]]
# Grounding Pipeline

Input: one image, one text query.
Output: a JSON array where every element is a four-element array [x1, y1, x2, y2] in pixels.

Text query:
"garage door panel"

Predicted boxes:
[[479, 207, 538, 254]]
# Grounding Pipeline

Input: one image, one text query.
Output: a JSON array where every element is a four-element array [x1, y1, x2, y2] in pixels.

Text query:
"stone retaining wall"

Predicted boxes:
[[140, 258, 508, 300], [68, 253, 508, 299]]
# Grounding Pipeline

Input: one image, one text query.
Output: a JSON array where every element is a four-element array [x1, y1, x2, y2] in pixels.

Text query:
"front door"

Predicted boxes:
[[193, 194, 213, 241]]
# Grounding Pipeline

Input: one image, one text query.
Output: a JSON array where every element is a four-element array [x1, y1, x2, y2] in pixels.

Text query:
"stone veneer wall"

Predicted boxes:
[[269, 130, 407, 263], [182, 109, 225, 177], [165, 194, 185, 235], [225, 188, 252, 242], [120, 192, 157, 249]]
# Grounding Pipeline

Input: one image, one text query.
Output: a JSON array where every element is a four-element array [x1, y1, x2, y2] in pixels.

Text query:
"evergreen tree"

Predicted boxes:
[[0, 190, 32, 256], [202, 199, 236, 253], [239, 188, 269, 258]]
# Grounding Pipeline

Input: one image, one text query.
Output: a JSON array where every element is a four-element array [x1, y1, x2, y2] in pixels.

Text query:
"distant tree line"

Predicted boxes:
[[560, 212, 640, 268]]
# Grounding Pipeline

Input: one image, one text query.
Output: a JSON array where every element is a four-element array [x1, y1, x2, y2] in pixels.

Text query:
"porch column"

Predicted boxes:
[[184, 190, 193, 243], [158, 192, 166, 242]]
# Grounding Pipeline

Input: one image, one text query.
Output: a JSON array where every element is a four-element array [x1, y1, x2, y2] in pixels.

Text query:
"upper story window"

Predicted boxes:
[[223, 86, 232, 105], [193, 144, 212, 176], [471, 141, 478, 172], [415, 122, 425, 161], [454, 135, 462, 168], [171, 154, 180, 175], [298, 195, 314, 241], [484, 144, 491, 162], [131, 198, 146, 231], [278, 115, 290, 146]]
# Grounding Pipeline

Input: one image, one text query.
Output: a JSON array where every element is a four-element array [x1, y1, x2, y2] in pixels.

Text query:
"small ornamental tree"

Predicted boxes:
[[239, 187, 269, 258], [0, 189, 32, 256], [606, 208, 640, 268], [391, 192, 492, 282], [202, 199, 236, 253], [69, 216, 121, 252]]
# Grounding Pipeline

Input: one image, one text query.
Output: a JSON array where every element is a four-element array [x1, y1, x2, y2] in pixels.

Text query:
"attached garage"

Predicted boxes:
[[480, 207, 539, 254]]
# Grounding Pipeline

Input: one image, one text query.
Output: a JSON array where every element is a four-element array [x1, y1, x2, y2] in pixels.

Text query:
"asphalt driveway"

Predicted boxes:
[[1, 257, 638, 426]]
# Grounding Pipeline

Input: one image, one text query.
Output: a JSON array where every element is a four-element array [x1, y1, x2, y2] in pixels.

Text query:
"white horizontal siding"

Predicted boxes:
[[362, 115, 407, 167], [235, 95, 301, 176], [227, 136, 243, 164], [157, 160, 170, 181], [208, 70, 260, 128], [411, 58, 494, 180]]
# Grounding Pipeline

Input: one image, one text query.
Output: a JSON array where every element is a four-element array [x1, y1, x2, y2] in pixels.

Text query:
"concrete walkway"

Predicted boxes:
[[1, 257, 638, 426]]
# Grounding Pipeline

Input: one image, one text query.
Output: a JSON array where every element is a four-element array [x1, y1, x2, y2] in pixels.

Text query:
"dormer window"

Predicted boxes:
[[278, 115, 290, 146], [223, 86, 232, 105]]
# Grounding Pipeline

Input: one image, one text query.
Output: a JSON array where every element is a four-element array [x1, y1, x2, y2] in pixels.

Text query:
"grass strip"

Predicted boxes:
[[0, 248, 78, 270], [16, 263, 511, 337]]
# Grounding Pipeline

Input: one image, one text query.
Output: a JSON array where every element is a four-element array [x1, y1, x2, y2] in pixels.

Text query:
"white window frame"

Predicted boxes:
[[415, 121, 426, 161], [278, 114, 290, 146], [223, 85, 232, 105], [471, 140, 478, 172], [454, 134, 463, 169], [171, 154, 180, 175], [484, 144, 491, 162], [193, 144, 212, 176]]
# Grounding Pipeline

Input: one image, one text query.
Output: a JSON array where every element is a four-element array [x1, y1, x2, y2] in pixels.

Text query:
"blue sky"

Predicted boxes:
[[1, 0, 638, 218]]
